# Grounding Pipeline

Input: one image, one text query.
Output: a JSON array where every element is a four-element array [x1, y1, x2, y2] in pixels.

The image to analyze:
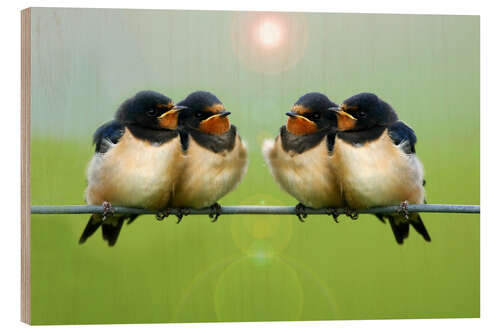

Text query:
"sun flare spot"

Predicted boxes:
[[257, 21, 282, 48], [232, 12, 308, 74]]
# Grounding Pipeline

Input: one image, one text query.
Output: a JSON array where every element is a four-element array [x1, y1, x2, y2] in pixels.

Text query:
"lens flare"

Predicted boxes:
[[230, 194, 295, 256], [214, 257, 304, 321], [257, 21, 282, 48], [231, 12, 309, 74]]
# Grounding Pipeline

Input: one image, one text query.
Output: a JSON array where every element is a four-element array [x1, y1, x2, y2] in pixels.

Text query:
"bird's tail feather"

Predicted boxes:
[[101, 218, 124, 247], [388, 215, 410, 244], [407, 213, 431, 242], [376, 213, 431, 244], [126, 214, 139, 225], [79, 214, 138, 246], [79, 214, 103, 244]]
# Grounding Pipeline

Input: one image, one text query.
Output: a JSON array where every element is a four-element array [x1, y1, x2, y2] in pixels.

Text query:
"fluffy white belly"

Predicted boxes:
[[172, 136, 248, 208], [262, 136, 343, 208], [85, 130, 183, 210], [335, 132, 424, 208]]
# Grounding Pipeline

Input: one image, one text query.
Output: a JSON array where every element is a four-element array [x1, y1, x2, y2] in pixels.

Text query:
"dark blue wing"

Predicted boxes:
[[387, 121, 417, 154], [93, 120, 125, 153]]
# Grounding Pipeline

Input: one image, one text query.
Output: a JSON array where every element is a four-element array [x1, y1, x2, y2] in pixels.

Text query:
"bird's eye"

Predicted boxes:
[[146, 109, 157, 117], [195, 112, 203, 118], [313, 112, 321, 119], [358, 111, 367, 118]]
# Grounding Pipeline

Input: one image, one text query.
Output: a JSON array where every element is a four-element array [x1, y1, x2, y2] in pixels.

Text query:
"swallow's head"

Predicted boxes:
[[177, 91, 231, 135], [286, 92, 338, 136], [116, 90, 185, 130], [330, 93, 398, 131]]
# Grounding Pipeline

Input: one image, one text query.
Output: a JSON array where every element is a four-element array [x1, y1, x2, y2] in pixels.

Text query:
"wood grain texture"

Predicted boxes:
[[21, 7, 31, 325]]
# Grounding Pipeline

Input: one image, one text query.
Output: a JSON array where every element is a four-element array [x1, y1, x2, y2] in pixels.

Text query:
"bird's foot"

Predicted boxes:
[[398, 200, 410, 220], [344, 207, 359, 220], [326, 208, 341, 223], [295, 203, 308, 222], [175, 208, 190, 224], [156, 208, 171, 221], [208, 203, 222, 223], [102, 201, 114, 221]]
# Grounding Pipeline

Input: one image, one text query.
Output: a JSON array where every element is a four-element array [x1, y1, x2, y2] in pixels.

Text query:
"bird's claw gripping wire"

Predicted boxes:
[[326, 208, 340, 223], [102, 201, 114, 221], [398, 200, 410, 220], [156, 208, 170, 221], [175, 208, 190, 223], [295, 203, 308, 222], [155, 208, 190, 223], [344, 207, 359, 220], [208, 203, 222, 223]]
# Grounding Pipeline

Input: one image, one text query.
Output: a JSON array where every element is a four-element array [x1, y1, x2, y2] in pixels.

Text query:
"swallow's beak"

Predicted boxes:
[[333, 109, 357, 131], [157, 106, 183, 130], [328, 105, 357, 120], [286, 111, 313, 123], [173, 105, 188, 112], [157, 105, 188, 119], [335, 110, 357, 120], [205, 110, 231, 121]]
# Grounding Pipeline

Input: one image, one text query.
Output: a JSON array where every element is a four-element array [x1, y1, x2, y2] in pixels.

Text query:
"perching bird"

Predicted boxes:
[[168, 91, 248, 221], [80, 90, 186, 246], [331, 92, 430, 244], [262, 92, 344, 220]]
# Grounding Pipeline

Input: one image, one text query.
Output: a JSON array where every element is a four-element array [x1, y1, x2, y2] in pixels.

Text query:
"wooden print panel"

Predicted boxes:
[[23, 8, 479, 325]]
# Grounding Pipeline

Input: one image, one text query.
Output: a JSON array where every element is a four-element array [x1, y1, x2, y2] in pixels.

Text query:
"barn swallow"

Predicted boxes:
[[330, 92, 430, 244], [262, 92, 344, 221], [168, 91, 248, 221], [80, 90, 186, 246]]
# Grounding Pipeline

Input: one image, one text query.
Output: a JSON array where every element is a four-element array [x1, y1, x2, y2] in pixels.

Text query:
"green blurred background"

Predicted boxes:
[[29, 8, 479, 324]]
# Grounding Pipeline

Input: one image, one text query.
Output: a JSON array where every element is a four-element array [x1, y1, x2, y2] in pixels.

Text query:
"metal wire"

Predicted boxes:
[[31, 204, 480, 215]]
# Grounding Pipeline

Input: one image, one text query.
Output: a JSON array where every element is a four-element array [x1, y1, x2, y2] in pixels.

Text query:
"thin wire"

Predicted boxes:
[[30, 204, 480, 215]]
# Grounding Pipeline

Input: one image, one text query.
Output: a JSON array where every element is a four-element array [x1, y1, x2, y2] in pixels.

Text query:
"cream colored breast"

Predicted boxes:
[[85, 129, 184, 210], [334, 130, 425, 208], [263, 136, 343, 208], [172, 135, 248, 208]]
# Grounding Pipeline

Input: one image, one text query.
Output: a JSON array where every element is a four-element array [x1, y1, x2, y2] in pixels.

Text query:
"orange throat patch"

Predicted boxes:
[[199, 115, 231, 135], [158, 111, 179, 130], [286, 116, 317, 136], [336, 113, 357, 131]]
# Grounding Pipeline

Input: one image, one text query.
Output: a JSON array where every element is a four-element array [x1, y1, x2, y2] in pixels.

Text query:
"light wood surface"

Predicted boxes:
[[21, 7, 31, 325]]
